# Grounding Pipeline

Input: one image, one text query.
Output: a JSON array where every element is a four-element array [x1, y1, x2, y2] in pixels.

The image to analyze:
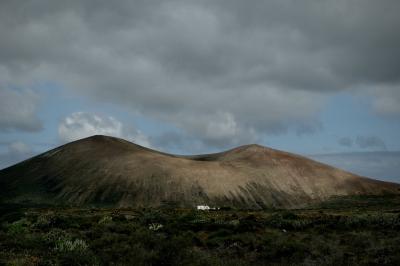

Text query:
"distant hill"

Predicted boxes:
[[0, 135, 399, 208], [309, 151, 400, 183]]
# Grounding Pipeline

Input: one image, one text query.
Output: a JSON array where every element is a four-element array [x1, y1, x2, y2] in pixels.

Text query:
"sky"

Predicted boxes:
[[0, 1, 399, 182]]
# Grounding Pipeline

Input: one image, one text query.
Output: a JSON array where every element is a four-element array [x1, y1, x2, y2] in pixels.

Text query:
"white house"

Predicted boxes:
[[197, 205, 211, 211]]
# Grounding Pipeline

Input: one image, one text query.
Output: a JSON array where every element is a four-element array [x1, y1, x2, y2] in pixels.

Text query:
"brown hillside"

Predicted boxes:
[[0, 135, 398, 208]]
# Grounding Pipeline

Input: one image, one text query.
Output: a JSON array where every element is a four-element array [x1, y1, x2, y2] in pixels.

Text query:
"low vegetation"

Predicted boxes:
[[1, 195, 400, 265]]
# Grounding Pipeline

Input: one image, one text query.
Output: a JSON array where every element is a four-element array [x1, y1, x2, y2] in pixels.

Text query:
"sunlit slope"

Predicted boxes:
[[0, 135, 399, 208]]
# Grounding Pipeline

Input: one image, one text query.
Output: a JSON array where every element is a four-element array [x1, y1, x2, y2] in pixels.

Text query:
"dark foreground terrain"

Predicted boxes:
[[1, 195, 400, 266]]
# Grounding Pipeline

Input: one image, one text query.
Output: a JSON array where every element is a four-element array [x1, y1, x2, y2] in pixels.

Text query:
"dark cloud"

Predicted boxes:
[[295, 120, 323, 136], [1, 0, 400, 148], [337, 135, 387, 150], [0, 87, 42, 132], [310, 151, 400, 183], [338, 137, 353, 148], [368, 85, 400, 115], [355, 135, 387, 150]]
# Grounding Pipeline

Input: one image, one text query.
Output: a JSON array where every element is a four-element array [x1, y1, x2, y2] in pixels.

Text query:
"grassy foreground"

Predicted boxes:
[[1, 195, 400, 266]]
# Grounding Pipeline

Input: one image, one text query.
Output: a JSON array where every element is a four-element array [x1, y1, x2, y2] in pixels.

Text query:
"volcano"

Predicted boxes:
[[0, 135, 398, 208]]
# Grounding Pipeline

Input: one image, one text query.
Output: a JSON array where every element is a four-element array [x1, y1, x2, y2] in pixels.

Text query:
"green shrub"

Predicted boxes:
[[148, 223, 163, 231], [33, 212, 57, 229], [237, 215, 259, 232], [98, 215, 113, 225], [6, 218, 29, 236], [7, 255, 41, 266], [281, 211, 299, 220], [55, 240, 99, 266], [154, 234, 193, 265], [138, 209, 166, 225], [55, 238, 88, 253], [42, 228, 69, 244]]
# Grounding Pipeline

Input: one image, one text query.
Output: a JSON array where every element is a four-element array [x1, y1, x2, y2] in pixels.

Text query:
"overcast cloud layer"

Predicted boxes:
[[1, 0, 400, 148], [0, 87, 42, 132]]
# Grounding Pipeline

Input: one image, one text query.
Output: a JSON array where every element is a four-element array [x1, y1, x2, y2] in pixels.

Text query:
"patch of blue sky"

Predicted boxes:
[[264, 92, 400, 156]]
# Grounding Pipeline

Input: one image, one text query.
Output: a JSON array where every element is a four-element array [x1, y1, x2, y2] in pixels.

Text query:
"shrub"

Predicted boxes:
[[98, 215, 113, 225], [42, 229, 69, 244], [138, 209, 166, 225], [33, 212, 57, 229], [7, 255, 41, 266], [281, 211, 299, 220], [55, 238, 99, 266], [155, 234, 193, 265], [237, 215, 260, 232], [6, 218, 29, 236], [148, 223, 163, 231], [55, 238, 88, 253]]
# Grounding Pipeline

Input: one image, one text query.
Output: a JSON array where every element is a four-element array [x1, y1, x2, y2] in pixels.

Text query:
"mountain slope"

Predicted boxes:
[[0, 135, 399, 208]]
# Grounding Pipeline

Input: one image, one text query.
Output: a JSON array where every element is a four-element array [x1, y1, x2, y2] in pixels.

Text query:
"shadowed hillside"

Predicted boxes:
[[0, 135, 399, 208]]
